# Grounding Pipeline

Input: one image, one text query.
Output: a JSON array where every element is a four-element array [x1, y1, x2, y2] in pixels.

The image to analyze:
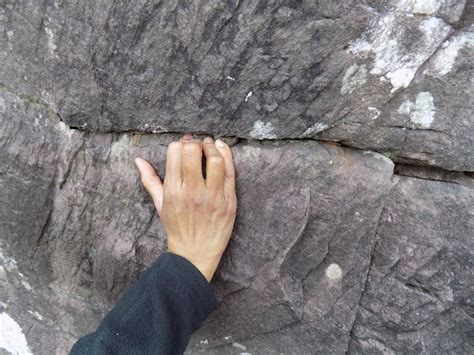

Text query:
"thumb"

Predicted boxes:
[[135, 157, 163, 214]]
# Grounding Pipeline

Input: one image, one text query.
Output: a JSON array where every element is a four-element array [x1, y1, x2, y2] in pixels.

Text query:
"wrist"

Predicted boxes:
[[167, 250, 219, 282]]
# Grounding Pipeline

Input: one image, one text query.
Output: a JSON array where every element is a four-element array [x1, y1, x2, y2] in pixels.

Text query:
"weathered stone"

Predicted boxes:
[[0, 87, 394, 353], [1, 1, 472, 170], [349, 176, 474, 354], [1, 1, 473, 354]]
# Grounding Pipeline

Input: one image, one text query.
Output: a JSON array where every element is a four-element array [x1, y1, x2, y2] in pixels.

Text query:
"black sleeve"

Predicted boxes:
[[70, 252, 217, 355]]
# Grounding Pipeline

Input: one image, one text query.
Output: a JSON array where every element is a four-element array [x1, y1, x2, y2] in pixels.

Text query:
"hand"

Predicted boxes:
[[135, 134, 237, 282]]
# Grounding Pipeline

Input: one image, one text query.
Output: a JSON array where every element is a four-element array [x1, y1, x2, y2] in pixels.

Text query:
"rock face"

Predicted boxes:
[[1, 0, 473, 170], [0, 0, 473, 354], [349, 176, 474, 354]]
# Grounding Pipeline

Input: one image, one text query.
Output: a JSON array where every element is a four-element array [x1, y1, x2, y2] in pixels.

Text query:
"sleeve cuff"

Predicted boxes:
[[149, 252, 218, 320]]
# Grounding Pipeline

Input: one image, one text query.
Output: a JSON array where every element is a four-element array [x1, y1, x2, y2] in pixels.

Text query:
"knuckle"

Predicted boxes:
[[183, 142, 200, 155], [187, 192, 204, 206], [208, 155, 224, 167], [165, 187, 179, 200]]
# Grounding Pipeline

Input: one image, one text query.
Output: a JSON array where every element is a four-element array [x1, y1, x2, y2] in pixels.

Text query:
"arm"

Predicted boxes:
[[70, 253, 217, 354], [70, 135, 237, 354]]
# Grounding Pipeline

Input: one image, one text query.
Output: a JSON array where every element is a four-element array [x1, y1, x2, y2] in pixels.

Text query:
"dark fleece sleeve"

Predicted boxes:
[[70, 252, 217, 355]]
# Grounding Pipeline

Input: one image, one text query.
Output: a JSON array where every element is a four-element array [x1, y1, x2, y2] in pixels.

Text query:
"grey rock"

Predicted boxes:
[[349, 175, 474, 354], [0, 87, 394, 354], [1, 1, 473, 170], [1, 1, 473, 354]]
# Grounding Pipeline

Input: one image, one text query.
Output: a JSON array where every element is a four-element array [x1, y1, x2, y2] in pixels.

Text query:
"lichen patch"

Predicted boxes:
[[325, 263, 343, 281]]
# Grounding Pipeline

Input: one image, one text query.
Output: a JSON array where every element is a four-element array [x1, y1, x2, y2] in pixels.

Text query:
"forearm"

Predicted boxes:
[[70, 253, 217, 355]]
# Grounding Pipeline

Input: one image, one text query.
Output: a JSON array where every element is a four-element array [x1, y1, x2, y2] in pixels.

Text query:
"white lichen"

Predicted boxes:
[[0, 248, 17, 271], [57, 121, 74, 138], [398, 92, 436, 128], [249, 120, 277, 139], [410, 92, 436, 128], [303, 122, 329, 136], [397, 100, 414, 115], [0, 313, 33, 355], [368, 107, 381, 120], [226, 76, 236, 81], [45, 26, 58, 57], [349, 13, 450, 93], [426, 32, 474, 77], [341, 64, 368, 95], [325, 263, 343, 281], [6, 30, 14, 50], [397, 0, 441, 15]]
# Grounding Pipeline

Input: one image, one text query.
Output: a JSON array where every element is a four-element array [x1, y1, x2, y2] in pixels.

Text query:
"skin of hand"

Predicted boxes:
[[134, 134, 237, 282]]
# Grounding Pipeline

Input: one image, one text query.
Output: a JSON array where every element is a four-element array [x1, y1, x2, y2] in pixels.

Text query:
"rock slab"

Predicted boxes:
[[1, 0, 473, 170], [0, 87, 394, 354], [349, 176, 474, 354]]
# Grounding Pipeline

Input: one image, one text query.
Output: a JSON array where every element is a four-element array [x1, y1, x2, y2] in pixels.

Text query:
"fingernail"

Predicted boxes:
[[215, 139, 226, 148], [182, 134, 192, 140], [134, 157, 142, 168], [204, 136, 214, 143]]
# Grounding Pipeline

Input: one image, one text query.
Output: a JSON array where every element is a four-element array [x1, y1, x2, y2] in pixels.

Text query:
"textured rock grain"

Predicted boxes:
[[349, 176, 474, 354], [1, 0, 473, 170], [0, 87, 394, 354], [1, 1, 473, 354]]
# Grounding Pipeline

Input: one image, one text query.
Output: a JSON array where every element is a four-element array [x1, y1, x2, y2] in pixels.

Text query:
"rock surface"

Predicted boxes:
[[1, 0, 473, 170], [1, 1, 473, 354], [349, 176, 474, 354], [0, 86, 395, 353]]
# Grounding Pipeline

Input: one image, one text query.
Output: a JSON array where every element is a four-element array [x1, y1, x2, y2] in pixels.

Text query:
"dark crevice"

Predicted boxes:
[[45, 120, 474, 178], [59, 139, 85, 189], [1, 83, 471, 178], [394, 163, 473, 186]]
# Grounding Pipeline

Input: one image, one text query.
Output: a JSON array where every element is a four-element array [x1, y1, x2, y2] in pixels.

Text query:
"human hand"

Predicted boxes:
[[135, 134, 237, 282]]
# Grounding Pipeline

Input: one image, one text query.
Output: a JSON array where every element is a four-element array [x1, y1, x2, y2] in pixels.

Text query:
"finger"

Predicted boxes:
[[203, 137, 225, 194], [135, 157, 164, 214], [165, 140, 183, 187], [180, 133, 193, 142], [215, 139, 236, 198], [182, 139, 205, 191]]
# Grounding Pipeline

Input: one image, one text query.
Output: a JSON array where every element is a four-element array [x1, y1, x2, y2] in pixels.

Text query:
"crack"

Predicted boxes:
[[411, 23, 464, 84], [34, 200, 53, 252], [33, 169, 63, 255], [394, 163, 474, 184], [34, 0, 48, 55], [59, 140, 85, 189], [2, 83, 472, 177], [344, 178, 400, 354]]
